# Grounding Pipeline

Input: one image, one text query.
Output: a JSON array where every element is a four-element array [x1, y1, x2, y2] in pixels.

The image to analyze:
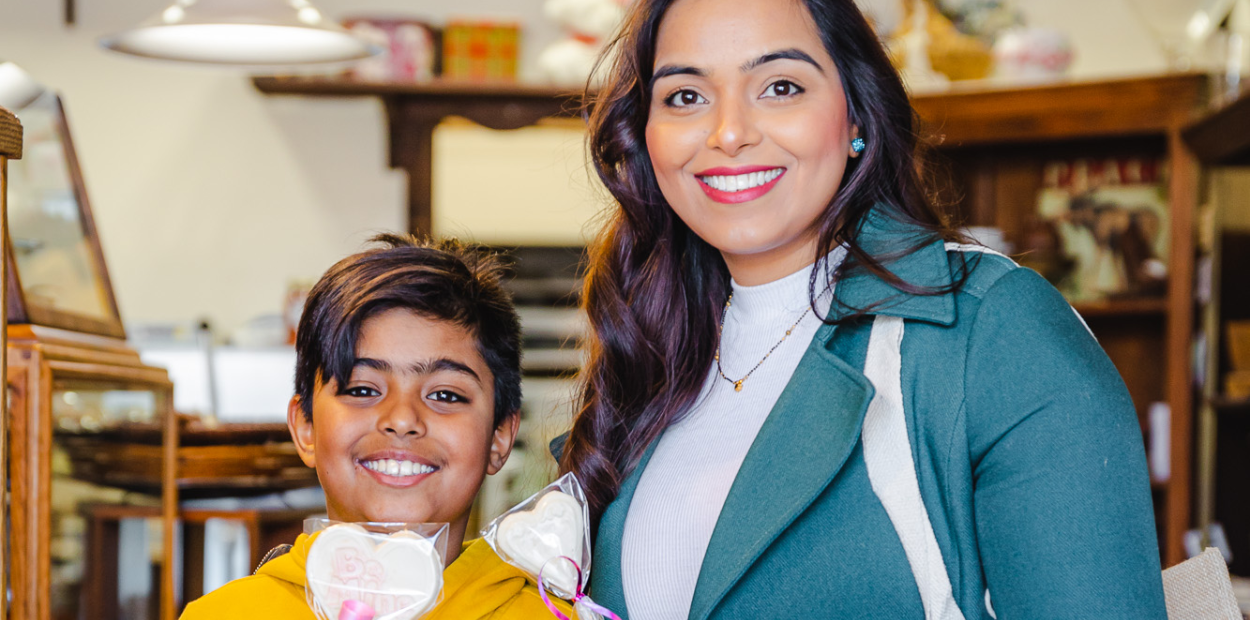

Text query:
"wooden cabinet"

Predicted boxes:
[[6, 325, 179, 620], [1183, 88, 1250, 575], [912, 74, 1206, 567], [4, 328, 323, 620]]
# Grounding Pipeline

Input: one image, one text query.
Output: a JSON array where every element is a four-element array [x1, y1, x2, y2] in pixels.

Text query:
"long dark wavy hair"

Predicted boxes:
[[561, 0, 968, 526]]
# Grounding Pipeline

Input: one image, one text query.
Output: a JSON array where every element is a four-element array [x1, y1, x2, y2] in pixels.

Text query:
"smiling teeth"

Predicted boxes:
[[699, 168, 783, 192], [363, 459, 436, 477]]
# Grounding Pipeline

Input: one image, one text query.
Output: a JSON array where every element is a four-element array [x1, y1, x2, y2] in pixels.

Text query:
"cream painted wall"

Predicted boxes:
[[432, 119, 609, 245], [1014, 0, 1170, 77], [0, 0, 1182, 340]]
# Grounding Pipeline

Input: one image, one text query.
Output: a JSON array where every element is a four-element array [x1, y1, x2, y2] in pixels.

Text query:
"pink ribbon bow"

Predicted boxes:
[[537, 556, 622, 620]]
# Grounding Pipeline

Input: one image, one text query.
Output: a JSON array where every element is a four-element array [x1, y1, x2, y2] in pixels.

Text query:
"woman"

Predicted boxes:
[[560, 0, 1167, 618]]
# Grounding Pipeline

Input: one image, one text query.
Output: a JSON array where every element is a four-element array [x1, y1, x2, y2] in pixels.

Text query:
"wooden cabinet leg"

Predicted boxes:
[[81, 509, 121, 620]]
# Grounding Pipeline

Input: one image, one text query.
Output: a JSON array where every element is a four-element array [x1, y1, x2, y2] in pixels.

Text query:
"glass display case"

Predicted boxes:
[[3, 91, 123, 338], [7, 325, 177, 620]]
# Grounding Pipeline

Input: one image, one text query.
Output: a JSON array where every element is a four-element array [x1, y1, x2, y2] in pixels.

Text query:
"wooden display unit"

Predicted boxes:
[[1183, 89, 1250, 575], [254, 73, 1206, 567], [1184, 86, 1250, 165], [6, 325, 178, 620], [911, 74, 1205, 567]]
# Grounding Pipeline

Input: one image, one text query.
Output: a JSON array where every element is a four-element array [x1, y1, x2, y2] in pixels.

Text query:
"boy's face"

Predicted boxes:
[[289, 308, 518, 536]]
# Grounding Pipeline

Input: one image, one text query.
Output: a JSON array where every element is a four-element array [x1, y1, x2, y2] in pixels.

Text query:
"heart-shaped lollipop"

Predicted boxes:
[[305, 524, 443, 620], [495, 490, 585, 596]]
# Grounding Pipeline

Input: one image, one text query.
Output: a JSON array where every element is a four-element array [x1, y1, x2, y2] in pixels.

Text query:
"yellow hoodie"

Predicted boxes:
[[180, 534, 576, 620]]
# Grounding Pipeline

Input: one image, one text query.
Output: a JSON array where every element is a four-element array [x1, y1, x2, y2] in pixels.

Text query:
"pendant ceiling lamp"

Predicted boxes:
[[100, 0, 379, 65]]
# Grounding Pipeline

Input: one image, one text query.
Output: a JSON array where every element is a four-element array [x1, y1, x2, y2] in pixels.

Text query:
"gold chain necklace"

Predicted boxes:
[[714, 292, 813, 393]]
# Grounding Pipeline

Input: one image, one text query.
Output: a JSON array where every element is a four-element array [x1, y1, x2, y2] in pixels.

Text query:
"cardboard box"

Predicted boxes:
[[442, 20, 519, 82], [1228, 320, 1250, 371], [1226, 369, 1250, 400]]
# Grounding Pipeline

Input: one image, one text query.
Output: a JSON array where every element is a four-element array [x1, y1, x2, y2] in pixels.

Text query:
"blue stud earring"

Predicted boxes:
[[851, 137, 866, 154]]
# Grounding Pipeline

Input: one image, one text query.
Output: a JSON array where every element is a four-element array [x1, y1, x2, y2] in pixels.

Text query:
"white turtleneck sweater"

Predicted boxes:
[[620, 250, 843, 620]]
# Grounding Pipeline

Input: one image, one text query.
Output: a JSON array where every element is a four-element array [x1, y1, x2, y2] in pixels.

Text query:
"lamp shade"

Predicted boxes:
[[100, 0, 380, 65], [0, 62, 46, 111]]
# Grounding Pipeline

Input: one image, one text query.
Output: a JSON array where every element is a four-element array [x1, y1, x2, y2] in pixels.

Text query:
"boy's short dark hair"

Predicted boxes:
[[294, 234, 522, 427]]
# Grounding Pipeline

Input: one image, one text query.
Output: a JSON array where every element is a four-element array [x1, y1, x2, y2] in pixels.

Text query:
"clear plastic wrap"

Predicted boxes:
[[303, 518, 447, 620], [482, 472, 619, 620]]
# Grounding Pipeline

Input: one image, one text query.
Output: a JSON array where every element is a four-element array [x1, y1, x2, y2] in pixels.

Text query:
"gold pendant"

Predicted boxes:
[[734, 380, 744, 392]]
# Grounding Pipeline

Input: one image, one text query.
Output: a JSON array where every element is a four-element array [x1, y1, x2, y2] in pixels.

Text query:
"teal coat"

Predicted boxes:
[[586, 214, 1167, 619]]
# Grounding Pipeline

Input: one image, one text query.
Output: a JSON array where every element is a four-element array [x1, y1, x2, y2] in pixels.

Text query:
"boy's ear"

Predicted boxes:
[[486, 411, 521, 476], [288, 395, 317, 469]]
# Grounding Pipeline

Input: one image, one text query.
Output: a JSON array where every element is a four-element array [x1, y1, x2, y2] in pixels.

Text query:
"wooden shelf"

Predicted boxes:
[[253, 73, 1208, 144], [252, 73, 1208, 234], [1211, 396, 1250, 414], [915, 74, 1203, 568], [911, 73, 1206, 146], [253, 75, 582, 100], [1183, 88, 1250, 165], [1072, 297, 1169, 318], [252, 76, 584, 234]]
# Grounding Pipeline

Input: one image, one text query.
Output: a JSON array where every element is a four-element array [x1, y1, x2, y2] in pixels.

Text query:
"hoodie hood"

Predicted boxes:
[[256, 532, 313, 587]]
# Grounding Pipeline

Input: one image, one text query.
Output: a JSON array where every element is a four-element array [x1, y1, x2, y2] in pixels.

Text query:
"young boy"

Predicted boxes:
[[181, 234, 574, 619]]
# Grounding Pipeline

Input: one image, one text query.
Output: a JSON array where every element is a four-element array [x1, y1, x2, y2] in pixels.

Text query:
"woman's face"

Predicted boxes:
[[645, 0, 858, 285]]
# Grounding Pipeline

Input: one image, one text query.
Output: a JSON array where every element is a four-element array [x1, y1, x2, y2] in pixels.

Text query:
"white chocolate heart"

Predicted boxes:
[[305, 524, 443, 620], [495, 490, 585, 596]]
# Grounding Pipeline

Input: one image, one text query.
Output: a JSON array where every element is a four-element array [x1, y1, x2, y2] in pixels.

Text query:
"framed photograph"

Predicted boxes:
[[5, 91, 125, 338], [1035, 157, 1170, 302]]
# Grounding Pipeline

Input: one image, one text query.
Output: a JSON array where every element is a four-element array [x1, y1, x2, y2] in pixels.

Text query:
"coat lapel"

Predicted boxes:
[[589, 440, 661, 617], [687, 320, 875, 620], [826, 209, 957, 326]]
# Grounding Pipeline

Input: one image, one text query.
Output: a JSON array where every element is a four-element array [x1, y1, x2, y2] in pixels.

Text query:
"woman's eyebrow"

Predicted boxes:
[[650, 64, 705, 88], [650, 48, 824, 89], [741, 48, 823, 73]]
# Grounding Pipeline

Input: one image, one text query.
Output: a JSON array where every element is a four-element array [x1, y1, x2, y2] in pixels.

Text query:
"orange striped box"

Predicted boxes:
[[442, 20, 520, 82]]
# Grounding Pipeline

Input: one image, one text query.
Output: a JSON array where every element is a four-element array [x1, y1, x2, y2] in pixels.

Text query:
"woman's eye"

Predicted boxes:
[[428, 390, 469, 404], [342, 386, 380, 398], [664, 89, 707, 108], [762, 80, 804, 99]]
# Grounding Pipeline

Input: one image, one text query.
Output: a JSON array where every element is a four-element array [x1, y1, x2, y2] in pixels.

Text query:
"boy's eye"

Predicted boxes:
[[428, 390, 469, 404], [341, 386, 381, 398], [761, 80, 804, 99], [664, 89, 707, 108]]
